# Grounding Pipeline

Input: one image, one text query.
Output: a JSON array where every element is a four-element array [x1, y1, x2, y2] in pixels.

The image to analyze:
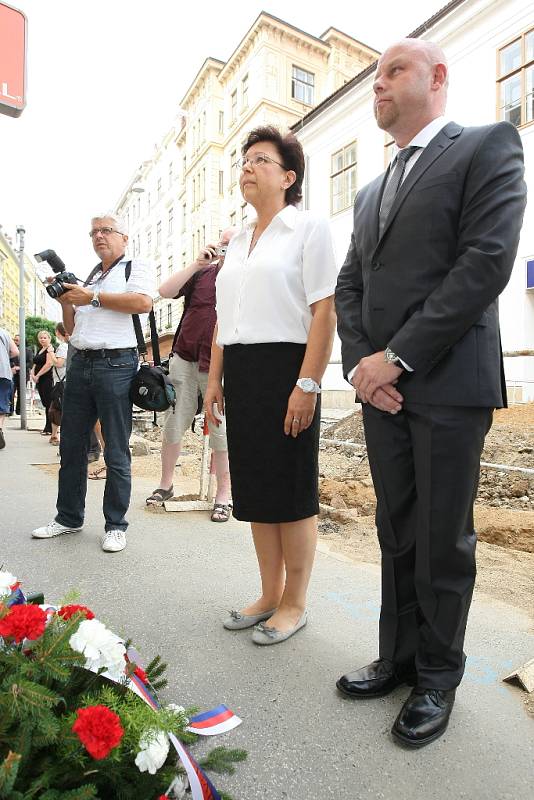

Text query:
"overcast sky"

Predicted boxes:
[[0, 0, 447, 279]]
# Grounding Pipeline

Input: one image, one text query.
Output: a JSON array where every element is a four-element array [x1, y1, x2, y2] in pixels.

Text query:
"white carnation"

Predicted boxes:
[[69, 618, 126, 681], [167, 703, 188, 724], [134, 730, 169, 774], [0, 571, 17, 598]]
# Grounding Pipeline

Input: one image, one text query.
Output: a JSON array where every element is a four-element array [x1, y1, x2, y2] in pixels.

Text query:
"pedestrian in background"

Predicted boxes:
[[146, 229, 236, 522], [47, 322, 69, 445], [0, 328, 18, 449], [30, 330, 54, 436], [9, 334, 32, 416], [205, 126, 337, 645]]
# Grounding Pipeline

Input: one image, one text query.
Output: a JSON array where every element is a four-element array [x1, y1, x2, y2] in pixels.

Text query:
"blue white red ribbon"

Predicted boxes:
[[169, 733, 222, 800], [187, 704, 242, 736]]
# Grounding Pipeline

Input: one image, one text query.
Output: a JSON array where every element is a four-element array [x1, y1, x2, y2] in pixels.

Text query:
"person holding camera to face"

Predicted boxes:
[[32, 212, 154, 552], [146, 229, 236, 522]]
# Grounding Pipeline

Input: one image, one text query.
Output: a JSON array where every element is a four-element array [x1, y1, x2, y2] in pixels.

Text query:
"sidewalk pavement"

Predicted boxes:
[[1, 418, 533, 800]]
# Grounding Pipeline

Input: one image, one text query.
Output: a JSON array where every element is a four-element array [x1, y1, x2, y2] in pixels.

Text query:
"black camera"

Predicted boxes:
[[34, 250, 78, 299]]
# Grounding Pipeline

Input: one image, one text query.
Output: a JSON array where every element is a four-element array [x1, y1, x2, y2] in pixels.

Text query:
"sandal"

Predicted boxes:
[[49, 436, 60, 445], [146, 486, 174, 505], [211, 502, 232, 523], [88, 466, 107, 480]]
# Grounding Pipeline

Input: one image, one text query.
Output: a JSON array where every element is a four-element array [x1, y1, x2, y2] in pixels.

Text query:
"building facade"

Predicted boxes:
[[0, 227, 47, 335], [115, 12, 378, 355], [294, 0, 534, 401]]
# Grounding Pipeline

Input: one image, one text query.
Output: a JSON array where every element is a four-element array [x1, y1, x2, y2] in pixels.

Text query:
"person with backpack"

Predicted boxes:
[[145, 229, 236, 522], [32, 212, 154, 552]]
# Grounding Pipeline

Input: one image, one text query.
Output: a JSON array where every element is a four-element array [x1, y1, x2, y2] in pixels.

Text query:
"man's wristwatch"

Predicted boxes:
[[296, 377, 321, 394], [384, 347, 403, 368], [91, 288, 101, 308]]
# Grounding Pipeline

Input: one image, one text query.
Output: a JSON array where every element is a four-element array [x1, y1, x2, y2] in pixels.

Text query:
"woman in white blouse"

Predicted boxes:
[[205, 126, 337, 645]]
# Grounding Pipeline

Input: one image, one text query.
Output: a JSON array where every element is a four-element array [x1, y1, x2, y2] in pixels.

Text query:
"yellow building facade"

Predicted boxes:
[[0, 228, 47, 335]]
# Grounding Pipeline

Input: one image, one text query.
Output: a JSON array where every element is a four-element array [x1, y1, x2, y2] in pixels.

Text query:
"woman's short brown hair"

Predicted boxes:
[[241, 125, 304, 206]]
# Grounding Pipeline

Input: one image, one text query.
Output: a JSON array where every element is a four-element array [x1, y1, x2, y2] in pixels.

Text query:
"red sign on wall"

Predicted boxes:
[[0, 2, 27, 117]]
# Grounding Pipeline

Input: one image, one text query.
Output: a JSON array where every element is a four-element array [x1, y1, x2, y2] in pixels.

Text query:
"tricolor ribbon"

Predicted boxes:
[[187, 704, 242, 736], [169, 733, 221, 800]]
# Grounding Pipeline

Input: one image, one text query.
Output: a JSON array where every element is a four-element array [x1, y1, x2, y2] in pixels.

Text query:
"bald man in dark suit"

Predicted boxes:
[[335, 38, 526, 747]]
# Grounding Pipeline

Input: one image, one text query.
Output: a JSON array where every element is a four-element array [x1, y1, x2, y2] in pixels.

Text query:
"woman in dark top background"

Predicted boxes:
[[30, 330, 54, 435]]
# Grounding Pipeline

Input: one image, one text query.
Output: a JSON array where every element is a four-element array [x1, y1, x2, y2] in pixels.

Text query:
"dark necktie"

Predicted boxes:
[[378, 146, 420, 236]]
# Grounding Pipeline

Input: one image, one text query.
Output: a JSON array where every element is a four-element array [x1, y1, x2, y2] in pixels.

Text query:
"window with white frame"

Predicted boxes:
[[182, 251, 186, 269], [168, 206, 173, 235], [168, 255, 173, 276], [156, 264, 161, 283], [230, 211, 236, 226], [201, 168, 206, 202], [218, 110, 224, 134], [292, 66, 314, 105], [181, 202, 186, 233], [242, 74, 249, 108], [231, 90, 237, 122], [157, 178, 162, 199], [147, 230, 152, 252], [241, 203, 248, 224], [497, 29, 534, 127], [230, 150, 237, 186], [168, 162, 173, 187], [156, 220, 162, 248], [218, 170, 224, 195], [167, 303, 172, 328], [330, 142, 357, 215]]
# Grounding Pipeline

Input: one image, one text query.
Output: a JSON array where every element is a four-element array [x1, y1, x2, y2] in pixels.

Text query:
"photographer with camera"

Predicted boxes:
[[32, 212, 154, 552], [145, 228, 236, 522]]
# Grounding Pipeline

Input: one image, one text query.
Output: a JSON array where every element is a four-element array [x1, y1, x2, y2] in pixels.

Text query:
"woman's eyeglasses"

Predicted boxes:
[[235, 153, 287, 171]]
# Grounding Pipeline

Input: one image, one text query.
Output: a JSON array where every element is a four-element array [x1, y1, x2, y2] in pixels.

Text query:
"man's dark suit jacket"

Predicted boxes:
[[335, 121, 527, 407]]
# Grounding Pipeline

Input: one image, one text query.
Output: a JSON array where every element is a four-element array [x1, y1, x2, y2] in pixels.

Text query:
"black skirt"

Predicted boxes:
[[223, 342, 320, 523]]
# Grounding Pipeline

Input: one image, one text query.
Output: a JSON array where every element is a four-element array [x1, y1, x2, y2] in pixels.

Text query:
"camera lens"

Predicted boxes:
[[46, 281, 62, 299]]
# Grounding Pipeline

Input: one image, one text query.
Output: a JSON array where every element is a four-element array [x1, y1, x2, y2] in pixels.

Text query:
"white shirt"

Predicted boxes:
[[216, 205, 337, 346], [53, 341, 69, 382], [70, 257, 154, 350]]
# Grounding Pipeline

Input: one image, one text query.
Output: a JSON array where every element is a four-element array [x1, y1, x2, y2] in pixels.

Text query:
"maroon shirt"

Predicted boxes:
[[173, 264, 219, 372]]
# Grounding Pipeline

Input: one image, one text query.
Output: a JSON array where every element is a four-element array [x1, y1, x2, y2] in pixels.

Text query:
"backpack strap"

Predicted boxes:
[[127, 260, 159, 365]]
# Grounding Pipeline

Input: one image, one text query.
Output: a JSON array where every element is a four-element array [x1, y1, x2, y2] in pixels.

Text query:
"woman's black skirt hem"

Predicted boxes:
[[223, 342, 320, 524]]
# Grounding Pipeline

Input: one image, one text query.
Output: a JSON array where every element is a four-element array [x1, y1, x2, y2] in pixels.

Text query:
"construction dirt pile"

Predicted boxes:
[[318, 404, 534, 613]]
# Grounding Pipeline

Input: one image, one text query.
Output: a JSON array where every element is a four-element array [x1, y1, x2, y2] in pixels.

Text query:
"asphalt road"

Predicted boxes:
[[1, 419, 533, 800]]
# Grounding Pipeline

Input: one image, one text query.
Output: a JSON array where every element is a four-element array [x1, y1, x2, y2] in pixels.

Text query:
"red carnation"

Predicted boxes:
[[0, 604, 47, 643], [72, 705, 124, 759], [58, 604, 95, 621], [134, 665, 148, 683]]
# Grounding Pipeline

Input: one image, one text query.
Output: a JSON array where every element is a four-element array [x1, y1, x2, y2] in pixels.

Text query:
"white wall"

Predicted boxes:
[[298, 0, 534, 398]]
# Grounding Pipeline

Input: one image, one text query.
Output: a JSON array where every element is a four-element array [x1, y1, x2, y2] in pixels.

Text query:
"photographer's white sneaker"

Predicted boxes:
[[101, 530, 126, 552], [32, 520, 82, 538]]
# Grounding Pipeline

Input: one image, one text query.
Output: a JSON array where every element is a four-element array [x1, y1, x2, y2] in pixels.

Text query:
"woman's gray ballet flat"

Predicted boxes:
[[223, 608, 277, 630], [251, 611, 308, 645]]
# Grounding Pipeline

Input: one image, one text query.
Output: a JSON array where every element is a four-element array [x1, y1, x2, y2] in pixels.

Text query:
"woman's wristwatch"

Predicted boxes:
[[296, 377, 321, 394]]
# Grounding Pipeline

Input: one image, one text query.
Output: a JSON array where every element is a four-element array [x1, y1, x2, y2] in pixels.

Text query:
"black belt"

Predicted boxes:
[[77, 347, 137, 359]]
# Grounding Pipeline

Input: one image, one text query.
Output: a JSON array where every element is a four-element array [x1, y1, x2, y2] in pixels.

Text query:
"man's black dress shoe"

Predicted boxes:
[[336, 658, 416, 698], [392, 686, 456, 747]]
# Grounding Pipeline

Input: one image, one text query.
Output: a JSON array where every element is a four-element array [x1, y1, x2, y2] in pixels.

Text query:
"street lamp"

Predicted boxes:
[[16, 224, 27, 430]]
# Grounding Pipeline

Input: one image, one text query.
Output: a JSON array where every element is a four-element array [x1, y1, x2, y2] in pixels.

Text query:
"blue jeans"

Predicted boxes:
[[56, 349, 138, 532]]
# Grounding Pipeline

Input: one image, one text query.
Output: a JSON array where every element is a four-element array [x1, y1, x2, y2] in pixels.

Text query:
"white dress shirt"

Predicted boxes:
[[216, 205, 338, 346], [70, 257, 154, 350]]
